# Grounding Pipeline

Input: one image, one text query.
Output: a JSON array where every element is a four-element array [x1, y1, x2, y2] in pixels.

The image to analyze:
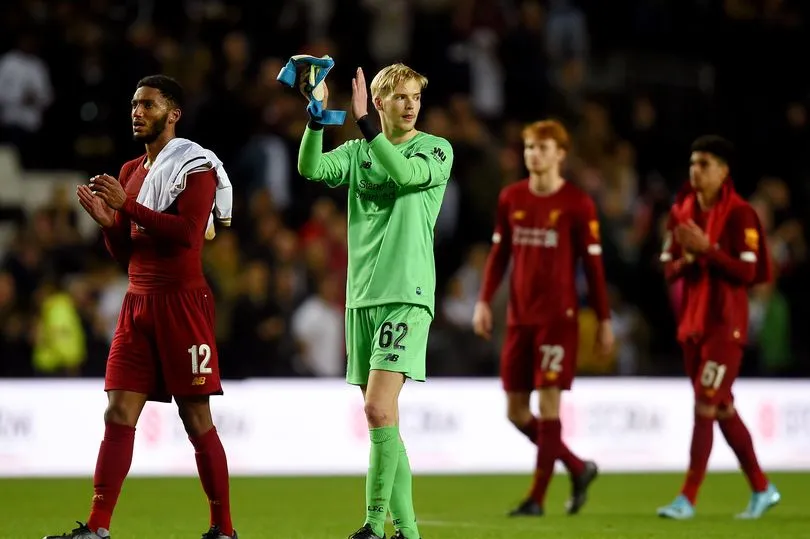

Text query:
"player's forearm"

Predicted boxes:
[[297, 125, 344, 184], [101, 212, 132, 265], [120, 171, 216, 246], [102, 228, 131, 266], [120, 199, 198, 246], [662, 255, 689, 283], [356, 116, 433, 187], [703, 248, 757, 284], [583, 257, 611, 320], [298, 124, 327, 179], [479, 246, 509, 303], [366, 134, 430, 188]]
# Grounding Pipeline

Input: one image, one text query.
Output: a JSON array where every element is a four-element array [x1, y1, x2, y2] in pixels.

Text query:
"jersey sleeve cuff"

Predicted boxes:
[[120, 197, 137, 217]]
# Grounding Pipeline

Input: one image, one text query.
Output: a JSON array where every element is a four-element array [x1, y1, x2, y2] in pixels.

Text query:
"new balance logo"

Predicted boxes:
[[192, 376, 207, 386], [384, 353, 400, 362], [432, 147, 446, 162], [361, 160, 372, 169]]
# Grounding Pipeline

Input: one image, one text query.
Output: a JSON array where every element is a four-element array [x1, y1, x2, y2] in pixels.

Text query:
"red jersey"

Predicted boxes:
[[661, 180, 770, 343], [479, 179, 610, 326], [102, 155, 218, 294]]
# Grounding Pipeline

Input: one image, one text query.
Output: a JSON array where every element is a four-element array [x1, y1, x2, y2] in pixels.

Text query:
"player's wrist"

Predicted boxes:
[[700, 246, 721, 264], [120, 197, 136, 215], [356, 114, 380, 142], [307, 118, 324, 131]]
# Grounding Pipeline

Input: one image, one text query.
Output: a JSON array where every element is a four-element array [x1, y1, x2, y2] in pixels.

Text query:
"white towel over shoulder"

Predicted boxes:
[[136, 137, 233, 240]]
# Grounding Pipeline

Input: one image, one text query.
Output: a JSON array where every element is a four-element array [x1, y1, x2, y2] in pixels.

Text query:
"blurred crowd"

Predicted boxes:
[[0, 0, 808, 380]]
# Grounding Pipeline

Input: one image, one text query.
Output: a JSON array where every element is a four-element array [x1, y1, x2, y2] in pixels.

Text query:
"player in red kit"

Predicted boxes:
[[46, 76, 237, 539], [657, 135, 780, 520], [473, 120, 613, 516]]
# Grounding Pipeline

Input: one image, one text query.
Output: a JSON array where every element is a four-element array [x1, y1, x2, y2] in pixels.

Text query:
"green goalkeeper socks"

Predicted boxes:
[[389, 439, 420, 539], [366, 426, 400, 537]]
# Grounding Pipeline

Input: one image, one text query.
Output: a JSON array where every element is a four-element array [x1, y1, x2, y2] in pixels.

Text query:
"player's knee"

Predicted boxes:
[[104, 402, 139, 427], [539, 402, 560, 419], [177, 398, 214, 437], [506, 409, 530, 426], [505, 393, 532, 425], [716, 404, 736, 420], [694, 402, 717, 418], [363, 400, 394, 428], [538, 389, 561, 419]]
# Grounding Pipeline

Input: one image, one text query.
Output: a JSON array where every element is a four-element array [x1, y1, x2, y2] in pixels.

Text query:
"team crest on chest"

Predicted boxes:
[[548, 209, 561, 227], [513, 210, 526, 220]]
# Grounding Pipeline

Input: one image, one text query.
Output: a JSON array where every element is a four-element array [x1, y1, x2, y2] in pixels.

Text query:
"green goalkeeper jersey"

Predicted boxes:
[[298, 126, 454, 317]]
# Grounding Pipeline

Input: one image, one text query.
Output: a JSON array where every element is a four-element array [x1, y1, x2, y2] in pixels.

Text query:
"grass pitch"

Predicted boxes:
[[4, 472, 808, 538]]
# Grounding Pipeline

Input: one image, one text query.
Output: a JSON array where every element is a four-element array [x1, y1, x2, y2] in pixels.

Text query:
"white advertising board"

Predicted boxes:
[[0, 378, 808, 477]]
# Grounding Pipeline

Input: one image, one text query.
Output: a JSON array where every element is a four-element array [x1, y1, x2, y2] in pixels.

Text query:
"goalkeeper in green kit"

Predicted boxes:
[[297, 63, 453, 539]]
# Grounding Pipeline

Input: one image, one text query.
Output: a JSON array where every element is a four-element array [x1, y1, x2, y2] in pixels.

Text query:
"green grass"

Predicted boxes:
[[4, 472, 807, 539]]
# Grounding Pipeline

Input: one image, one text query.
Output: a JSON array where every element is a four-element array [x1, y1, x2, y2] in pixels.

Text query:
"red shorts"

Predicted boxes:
[[681, 337, 742, 406], [105, 287, 222, 402], [500, 320, 578, 392]]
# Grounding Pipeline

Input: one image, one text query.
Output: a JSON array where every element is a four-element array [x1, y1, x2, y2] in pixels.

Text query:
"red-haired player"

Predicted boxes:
[[656, 135, 780, 520], [473, 120, 613, 516]]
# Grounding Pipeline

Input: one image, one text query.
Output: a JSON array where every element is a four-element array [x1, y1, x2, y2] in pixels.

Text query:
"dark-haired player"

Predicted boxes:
[[474, 119, 612, 516], [46, 75, 237, 539], [657, 135, 780, 520]]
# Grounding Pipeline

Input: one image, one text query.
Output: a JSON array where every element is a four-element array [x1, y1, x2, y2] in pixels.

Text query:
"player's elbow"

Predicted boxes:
[[663, 263, 683, 283], [297, 160, 314, 179], [388, 173, 416, 187], [297, 151, 315, 177], [389, 160, 427, 187], [175, 225, 197, 247]]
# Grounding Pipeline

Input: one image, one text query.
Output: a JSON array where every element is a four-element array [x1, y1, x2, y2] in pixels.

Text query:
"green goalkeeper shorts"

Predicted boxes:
[[345, 303, 433, 386]]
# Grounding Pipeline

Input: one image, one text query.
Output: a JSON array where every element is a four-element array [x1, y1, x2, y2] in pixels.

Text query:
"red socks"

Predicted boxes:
[[191, 427, 234, 536], [519, 416, 586, 476], [87, 422, 136, 532], [719, 413, 768, 492], [681, 415, 714, 504], [86, 422, 233, 536], [559, 441, 586, 476], [529, 419, 563, 505], [679, 412, 768, 506]]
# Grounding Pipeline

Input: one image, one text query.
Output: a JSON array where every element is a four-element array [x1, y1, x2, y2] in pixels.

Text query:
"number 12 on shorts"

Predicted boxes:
[[189, 343, 212, 374]]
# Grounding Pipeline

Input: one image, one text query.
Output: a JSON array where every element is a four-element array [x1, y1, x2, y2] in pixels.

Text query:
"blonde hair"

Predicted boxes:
[[370, 63, 428, 99]]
